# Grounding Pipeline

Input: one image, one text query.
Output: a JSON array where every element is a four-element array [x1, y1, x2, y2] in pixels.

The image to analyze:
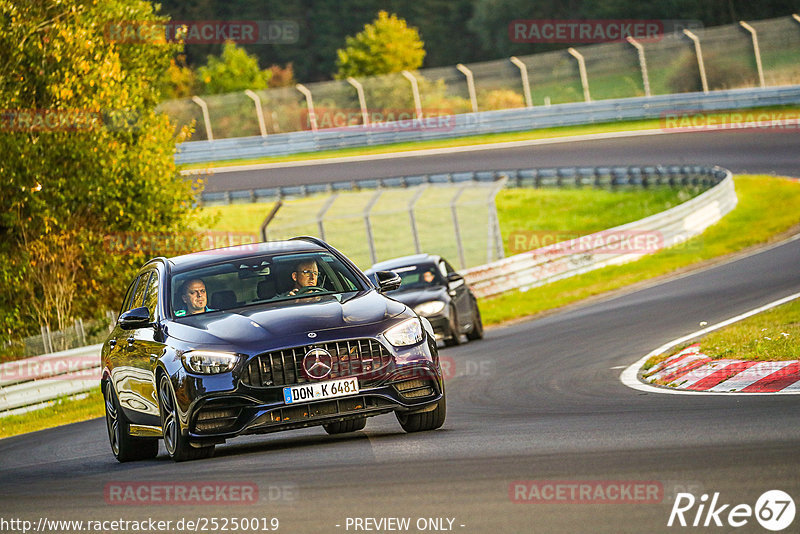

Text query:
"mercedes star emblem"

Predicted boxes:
[[302, 348, 333, 379]]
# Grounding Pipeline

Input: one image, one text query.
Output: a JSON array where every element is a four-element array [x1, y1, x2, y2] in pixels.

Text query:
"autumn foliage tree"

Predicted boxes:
[[335, 11, 426, 79], [0, 0, 198, 343]]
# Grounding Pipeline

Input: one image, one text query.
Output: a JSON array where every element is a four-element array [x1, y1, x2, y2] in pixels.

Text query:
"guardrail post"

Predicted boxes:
[[456, 64, 478, 113], [401, 71, 423, 120], [509, 56, 533, 108], [739, 21, 765, 89], [682, 29, 709, 94], [346, 77, 370, 126], [191, 96, 214, 141], [408, 185, 428, 254], [364, 190, 383, 265], [626, 37, 651, 97], [244, 89, 268, 137], [567, 48, 591, 103], [450, 186, 468, 269], [260, 200, 283, 241], [316, 193, 339, 241], [296, 83, 318, 132]]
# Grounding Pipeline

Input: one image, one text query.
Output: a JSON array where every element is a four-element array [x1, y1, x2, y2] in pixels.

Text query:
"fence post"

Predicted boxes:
[[363, 190, 383, 265], [401, 70, 423, 120], [509, 56, 533, 108], [488, 177, 507, 262], [76, 318, 87, 346], [456, 64, 478, 113], [450, 186, 468, 269], [567, 48, 591, 102], [316, 193, 339, 241], [191, 96, 214, 141], [244, 89, 268, 137], [738, 21, 765, 89], [626, 37, 651, 97], [407, 185, 428, 254], [40, 325, 53, 354], [296, 83, 318, 131], [260, 200, 283, 241], [682, 29, 708, 94], [346, 77, 370, 126]]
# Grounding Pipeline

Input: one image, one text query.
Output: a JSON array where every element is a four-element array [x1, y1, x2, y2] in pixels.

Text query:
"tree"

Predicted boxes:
[[335, 11, 425, 79], [197, 42, 272, 95], [0, 0, 198, 342]]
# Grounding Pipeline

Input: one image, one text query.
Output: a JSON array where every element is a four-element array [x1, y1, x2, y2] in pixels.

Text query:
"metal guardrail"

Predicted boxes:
[[0, 344, 101, 416], [462, 166, 736, 298], [177, 85, 800, 165], [200, 164, 724, 204]]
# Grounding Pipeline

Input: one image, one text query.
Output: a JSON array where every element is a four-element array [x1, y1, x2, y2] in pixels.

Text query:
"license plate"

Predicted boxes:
[[283, 377, 359, 404]]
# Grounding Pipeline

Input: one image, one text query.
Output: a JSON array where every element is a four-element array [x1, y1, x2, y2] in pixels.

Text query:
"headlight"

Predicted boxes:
[[413, 300, 446, 317], [181, 351, 239, 374], [384, 318, 424, 347]]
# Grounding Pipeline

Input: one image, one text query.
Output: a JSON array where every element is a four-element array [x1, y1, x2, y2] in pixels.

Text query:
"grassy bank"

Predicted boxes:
[[0, 388, 104, 439], [478, 176, 800, 325]]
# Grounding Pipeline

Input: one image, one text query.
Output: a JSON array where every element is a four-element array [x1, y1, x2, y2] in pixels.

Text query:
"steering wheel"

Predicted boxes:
[[296, 286, 325, 295]]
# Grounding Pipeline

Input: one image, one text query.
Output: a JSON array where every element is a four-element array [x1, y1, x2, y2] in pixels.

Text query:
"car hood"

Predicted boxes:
[[166, 290, 407, 347], [386, 286, 448, 308]]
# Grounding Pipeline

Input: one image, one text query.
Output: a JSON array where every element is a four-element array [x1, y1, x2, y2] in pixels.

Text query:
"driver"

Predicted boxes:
[[285, 259, 320, 297]]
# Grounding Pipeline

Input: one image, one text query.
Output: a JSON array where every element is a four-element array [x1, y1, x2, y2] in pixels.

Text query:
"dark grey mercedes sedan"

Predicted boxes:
[[101, 237, 445, 462]]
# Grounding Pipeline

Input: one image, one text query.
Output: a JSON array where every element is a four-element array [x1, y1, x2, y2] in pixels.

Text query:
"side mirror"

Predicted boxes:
[[119, 306, 152, 330], [446, 272, 464, 283], [375, 271, 402, 293]]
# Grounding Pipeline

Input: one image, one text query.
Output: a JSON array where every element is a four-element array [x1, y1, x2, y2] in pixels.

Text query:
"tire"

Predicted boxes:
[[158, 373, 214, 462], [103, 380, 158, 462], [465, 300, 484, 341], [443, 307, 461, 347], [396, 389, 446, 433], [323, 417, 367, 435]]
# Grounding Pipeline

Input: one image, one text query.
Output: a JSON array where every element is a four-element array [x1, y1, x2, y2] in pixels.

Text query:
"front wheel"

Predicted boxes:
[[158, 374, 214, 462], [104, 380, 158, 462], [466, 300, 484, 341], [396, 389, 446, 432]]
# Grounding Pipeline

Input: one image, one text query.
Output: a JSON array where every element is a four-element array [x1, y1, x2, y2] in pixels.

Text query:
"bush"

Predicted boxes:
[[667, 51, 756, 93]]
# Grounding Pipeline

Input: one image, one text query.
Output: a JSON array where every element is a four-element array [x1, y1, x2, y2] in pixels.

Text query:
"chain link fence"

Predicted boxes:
[[0, 313, 117, 362], [158, 16, 800, 141]]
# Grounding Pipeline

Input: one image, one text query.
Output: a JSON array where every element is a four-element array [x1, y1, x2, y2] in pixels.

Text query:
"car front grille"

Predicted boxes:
[[240, 339, 393, 388]]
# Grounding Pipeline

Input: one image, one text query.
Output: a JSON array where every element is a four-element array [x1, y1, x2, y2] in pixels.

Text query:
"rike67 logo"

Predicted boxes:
[[668, 490, 795, 531]]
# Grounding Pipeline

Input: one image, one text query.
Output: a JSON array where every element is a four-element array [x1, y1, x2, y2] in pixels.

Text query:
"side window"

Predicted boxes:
[[118, 278, 138, 317], [129, 272, 151, 311], [144, 271, 159, 322]]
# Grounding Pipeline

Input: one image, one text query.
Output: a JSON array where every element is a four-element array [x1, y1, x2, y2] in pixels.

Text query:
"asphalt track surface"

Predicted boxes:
[[2, 131, 800, 533], [200, 129, 800, 192]]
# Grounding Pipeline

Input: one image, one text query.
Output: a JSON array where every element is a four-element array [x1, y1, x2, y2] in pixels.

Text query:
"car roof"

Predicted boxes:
[[367, 253, 440, 273], [166, 239, 328, 274]]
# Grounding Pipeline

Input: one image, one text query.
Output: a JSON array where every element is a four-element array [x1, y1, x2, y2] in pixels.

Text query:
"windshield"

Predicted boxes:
[[384, 264, 443, 292], [170, 251, 363, 317]]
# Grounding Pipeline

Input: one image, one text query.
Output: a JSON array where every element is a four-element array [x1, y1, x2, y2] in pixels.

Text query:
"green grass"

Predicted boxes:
[[479, 175, 800, 325], [644, 298, 800, 372], [181, 105, 800, 170], [0, 388, 104, 439]]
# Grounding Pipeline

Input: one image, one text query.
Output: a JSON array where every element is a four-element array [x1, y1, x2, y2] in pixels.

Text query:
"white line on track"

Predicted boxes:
[[620, 290, 800, 395]]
